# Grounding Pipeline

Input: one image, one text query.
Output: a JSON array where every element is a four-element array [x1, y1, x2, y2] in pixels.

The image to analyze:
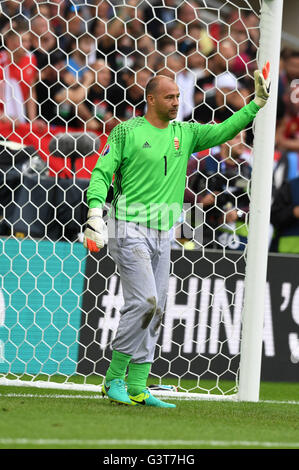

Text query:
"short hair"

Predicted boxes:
[[288, 50, 299, 60], [145, 76, 159, 97], [145, 75, 175, 98]]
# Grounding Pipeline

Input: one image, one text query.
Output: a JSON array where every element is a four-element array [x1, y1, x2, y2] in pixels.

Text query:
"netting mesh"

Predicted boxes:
[[0, 0, 262, 396]]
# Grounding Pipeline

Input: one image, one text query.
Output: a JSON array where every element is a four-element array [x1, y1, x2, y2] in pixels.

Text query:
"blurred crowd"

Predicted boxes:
[[0, 0, 298, 253]]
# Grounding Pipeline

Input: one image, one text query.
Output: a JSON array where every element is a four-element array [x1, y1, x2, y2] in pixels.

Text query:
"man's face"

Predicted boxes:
[[149, 79, 180, 121], [79, 37, 93, 56], [127, 70, 152, 100], [96, 65, 111, 88], [21, 32, 31, 52], [227, 133, 245, 159], [286, 57, 299, 82], [6, 33, 20, 53], [32, 16, 48, 36]]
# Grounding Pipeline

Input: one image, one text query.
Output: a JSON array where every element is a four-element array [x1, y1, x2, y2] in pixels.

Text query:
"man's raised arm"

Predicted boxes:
[[194, 63, 270, 152]]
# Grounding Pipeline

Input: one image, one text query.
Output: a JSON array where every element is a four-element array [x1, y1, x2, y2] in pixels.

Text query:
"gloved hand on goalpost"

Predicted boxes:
[[253, 61, 271, 108], [83, 208, 108, 252]]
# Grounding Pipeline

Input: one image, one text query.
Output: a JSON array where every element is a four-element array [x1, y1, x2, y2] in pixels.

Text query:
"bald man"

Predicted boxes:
[[84, 72, 270, 407]]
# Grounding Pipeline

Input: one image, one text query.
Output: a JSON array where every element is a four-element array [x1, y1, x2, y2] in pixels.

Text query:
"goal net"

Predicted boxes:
[[0, 0, 278, 400]]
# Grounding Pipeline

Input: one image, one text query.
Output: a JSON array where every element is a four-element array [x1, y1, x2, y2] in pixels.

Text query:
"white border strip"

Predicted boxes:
[[0, 391, 236, 401], [0, 438, 298, 448], [0, 378, 238, 401], [1, 392, 299, 407]]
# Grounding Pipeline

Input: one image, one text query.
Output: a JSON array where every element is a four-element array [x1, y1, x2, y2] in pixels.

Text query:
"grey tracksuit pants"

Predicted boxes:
[[107, 218, 170, 364]]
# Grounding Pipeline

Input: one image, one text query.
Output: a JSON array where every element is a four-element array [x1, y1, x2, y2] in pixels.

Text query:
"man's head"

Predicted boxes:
[[78, 33, 94, 56], [284, 50, 299, 82], [3, 22, 29, 56], [92, 59, 112, 88], [222, 131, 247, 161], [145, 75, 180, 122]]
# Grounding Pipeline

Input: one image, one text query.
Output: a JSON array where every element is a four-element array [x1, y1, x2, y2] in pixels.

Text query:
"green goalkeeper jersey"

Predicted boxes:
[[87, 100, 260, 231]]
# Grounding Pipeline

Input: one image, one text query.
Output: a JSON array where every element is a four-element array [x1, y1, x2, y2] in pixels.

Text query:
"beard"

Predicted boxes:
[[167, 108, 178, 120]]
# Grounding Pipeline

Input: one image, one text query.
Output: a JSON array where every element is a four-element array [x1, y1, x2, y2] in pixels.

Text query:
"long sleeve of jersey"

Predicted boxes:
[[191, 100, 260, 152], [87, 124, 124, 209]]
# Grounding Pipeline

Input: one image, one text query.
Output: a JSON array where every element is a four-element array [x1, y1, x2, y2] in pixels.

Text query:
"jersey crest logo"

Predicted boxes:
[[174, 137, 180, 150], [102, 144, 110, 156], [143, 141, 151, 148]]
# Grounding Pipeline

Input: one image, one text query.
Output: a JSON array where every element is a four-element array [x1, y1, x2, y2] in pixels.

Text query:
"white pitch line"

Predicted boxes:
[[1, 392, 299, 406], [0, 438, 298, 448], [0, 392, 103, 400]]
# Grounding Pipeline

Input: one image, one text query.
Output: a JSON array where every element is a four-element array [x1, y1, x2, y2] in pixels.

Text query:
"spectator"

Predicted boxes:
[[276, 82, 299, 153], [86, 59, 117, 132], [170, 53, 196, 122], [270, 176, 299, 253], [153, 36, 177, 76], [281, 49, 299, 90], [91, 18, 116, 69], [91, 16, 137, 73], [52, 62, 95, 130], [93, 18, 135, 72], [113, 35, 136, 72], [124, 0, 146, 40], [0, 0, 35, 32], [157, 36, 176, 57], [64, 33, 96, 86], [192, 71, 249, 124], [143, 0, 177, 39], [166, 21, 186, 44], [273, 82, 299, 190], [33, 50, 67, 127], [193, 39, 237, 110], [279, 49, 299, 116], [0, 22, 38, 125], [185, 131, 251, 249], [179, 21, 214, 57], [35, 1, 67, 38], [185, 42, 206, 80], [137, 34, 157, 71], [18, 0, 36, 19], [94, 1, 145, 72], [107, 67, 153, 121], [242, 11, 260, 61], [93, 0, 113, 21], [33, 31, 97, 130], [177, 0, 198, 26], [60, 4, 88, 53], [227, 15, 257, 76], [30, 14, 58, 69]]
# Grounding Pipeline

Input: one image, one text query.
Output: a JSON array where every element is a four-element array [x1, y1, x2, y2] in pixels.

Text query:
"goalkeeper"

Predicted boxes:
[[84, 66, 270, 408]]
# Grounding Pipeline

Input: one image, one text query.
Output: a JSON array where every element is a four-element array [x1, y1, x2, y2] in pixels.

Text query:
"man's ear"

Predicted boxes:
[[146, 94, 155, 106]]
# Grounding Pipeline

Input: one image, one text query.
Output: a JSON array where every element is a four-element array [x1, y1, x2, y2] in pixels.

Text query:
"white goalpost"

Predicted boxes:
[[0, 0, 283, 401], [238, 0, 284, 402]]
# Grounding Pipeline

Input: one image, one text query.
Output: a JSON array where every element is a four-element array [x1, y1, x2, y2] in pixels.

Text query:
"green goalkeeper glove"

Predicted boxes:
[[254, 61, 270, 108], [83, 208, 108, 252]]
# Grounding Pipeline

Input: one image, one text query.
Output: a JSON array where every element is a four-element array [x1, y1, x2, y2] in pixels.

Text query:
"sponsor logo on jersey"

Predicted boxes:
[[174, 137, 180, 150], [142, 141, 151, 148], [102, 144, 110, 156]]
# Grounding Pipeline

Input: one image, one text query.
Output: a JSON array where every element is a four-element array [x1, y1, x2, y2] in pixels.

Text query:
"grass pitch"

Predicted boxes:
[[0, 381, 298, 450]]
